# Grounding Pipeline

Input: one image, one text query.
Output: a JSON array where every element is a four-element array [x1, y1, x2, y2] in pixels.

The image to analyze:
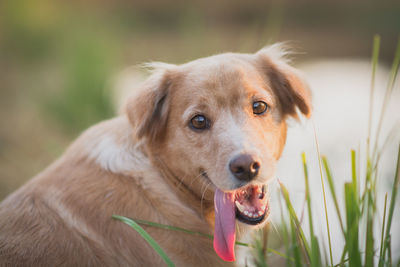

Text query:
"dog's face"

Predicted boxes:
[[126, 45, 311, 261]]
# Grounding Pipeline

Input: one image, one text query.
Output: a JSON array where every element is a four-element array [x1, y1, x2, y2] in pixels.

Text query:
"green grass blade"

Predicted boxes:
[[279, 195, 293, 267], [312, 121, 334, 267], [318, 236, 329, 267], [364, 152, 375, 267], [310, 236, 322, 267], [268, 247, 295, 263], [357, 145, 361, 201], [387, 36, 400, 98], [279, 181, 311, 265], [372, 36, 400, 163], [112, 215, 175, 267], [351, 150, 358, 201], [378, 193, 388, 267], [387, 235, 393, 266], [338, 244, 348, 267], [381, 144, 400, 266], [367, 34, 380, 158], [364, 191, 375, 267], [322, 156, 346, 236], [123, 217, 214, 239], [333, 258, 350, 267], [252, 228, 269, 267], [113, 215, 293, 262], [290, 218, 303, 267], [302, 152, 314, 237], [302, 152, 322, 267], [344, 183, 362, 267]]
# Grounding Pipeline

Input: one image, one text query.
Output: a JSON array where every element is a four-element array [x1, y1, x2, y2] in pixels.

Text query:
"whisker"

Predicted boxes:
[[269, 220, 280, 238], [200, 181, 212, 218], [188, 171, 205, 187], [176, 173, 189, 190]]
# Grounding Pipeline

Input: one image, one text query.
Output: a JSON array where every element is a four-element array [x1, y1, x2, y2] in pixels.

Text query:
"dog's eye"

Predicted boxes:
[[189, 115, 210, 130], [252, 101, 268, 115]]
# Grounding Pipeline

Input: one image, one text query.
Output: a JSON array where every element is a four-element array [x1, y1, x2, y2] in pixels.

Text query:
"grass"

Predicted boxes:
[[112, 36, 400, 266], [273, 35, 400, 267], [112, 215, 175, 267]]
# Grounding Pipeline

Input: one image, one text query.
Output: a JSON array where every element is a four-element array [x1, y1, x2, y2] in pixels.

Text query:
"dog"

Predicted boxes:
[[0, 44, 311, 266]]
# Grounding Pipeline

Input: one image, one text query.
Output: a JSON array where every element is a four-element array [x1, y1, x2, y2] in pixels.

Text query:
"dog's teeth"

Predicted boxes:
[[258, 210, 263, 216], [244, 210, 249, 216], [248, 212, 253, 217], [235, 201, 245, 213]]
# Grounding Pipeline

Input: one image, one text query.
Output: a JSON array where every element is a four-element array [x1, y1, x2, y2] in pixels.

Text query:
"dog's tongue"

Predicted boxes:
[[213, 188, 236, 262]]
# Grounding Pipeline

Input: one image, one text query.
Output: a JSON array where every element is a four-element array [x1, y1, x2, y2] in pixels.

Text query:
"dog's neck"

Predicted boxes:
[[146, 152, 215, 226]]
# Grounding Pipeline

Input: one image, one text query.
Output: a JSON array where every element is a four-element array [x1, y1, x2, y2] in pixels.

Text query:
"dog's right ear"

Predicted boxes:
[[125, 64, 176, 142]]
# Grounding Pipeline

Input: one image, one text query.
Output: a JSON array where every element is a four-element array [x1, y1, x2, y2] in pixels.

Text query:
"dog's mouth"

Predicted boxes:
[[213, 183, 269, 262], [234, 184, 269, 225]]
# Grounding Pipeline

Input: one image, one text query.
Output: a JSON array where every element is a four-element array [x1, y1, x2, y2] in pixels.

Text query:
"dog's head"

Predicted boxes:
[[126, 44, 311, 261]]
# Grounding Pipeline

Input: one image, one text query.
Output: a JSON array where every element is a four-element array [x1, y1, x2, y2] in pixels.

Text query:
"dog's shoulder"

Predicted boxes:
[[67, 116, 151, 175]]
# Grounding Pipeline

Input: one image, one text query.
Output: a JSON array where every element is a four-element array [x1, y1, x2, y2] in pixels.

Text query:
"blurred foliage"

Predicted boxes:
[[43, 30, 116, 133], [1, 0, 120, 133]]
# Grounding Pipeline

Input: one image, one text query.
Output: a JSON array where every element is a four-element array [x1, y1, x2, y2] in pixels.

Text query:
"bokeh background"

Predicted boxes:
[[1, 0, 400, 264], [1, 0, 399, 198]]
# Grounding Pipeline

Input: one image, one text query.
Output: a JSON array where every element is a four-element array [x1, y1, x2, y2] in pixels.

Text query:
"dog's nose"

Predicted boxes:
[[229, 154, 260, 181]]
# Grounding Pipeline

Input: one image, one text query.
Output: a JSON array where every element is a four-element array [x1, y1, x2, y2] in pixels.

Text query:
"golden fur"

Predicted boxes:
[[0, 44, 311, 266]]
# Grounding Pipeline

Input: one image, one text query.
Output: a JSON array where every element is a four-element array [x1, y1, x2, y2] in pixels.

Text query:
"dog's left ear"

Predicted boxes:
[[125, 64, 176, 142], [256, 45, 312, 119]]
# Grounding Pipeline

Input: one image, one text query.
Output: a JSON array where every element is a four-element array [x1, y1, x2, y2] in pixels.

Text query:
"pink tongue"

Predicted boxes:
[[213, 188, 236, 262]]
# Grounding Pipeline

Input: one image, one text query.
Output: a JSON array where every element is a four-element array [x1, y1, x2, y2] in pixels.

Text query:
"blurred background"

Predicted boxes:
[[1, 0, 400, 264], [1, 0, 399, 198]]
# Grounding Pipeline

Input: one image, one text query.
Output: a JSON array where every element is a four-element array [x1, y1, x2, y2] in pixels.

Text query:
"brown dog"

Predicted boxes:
[[0, 44, 311, 266]]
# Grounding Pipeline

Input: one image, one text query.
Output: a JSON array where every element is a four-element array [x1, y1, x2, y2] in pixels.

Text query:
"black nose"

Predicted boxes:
[[229, 154, 260, 181]]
